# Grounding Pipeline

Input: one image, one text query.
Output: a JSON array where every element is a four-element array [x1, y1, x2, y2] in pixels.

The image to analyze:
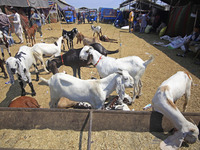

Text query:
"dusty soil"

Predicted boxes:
[[0, 129, 199, 150], [0, 21, 200, 111], [0, 21, 200, 149]]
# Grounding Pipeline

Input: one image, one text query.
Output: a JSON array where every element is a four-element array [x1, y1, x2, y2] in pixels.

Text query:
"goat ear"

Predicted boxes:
[[160, 131, 186, 150], [6, 62, 15, 84], [54, 41, 58, 46], [86, 46, 92, 53], [16, 60, 28, 81], [87, 54, 93, 65], [116, 76, 125, 101]]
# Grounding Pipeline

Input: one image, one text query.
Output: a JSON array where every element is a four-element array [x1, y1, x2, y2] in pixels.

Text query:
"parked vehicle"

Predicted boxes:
[[63, 10, 76, 23], [114, 10, 124, 28], [87, 9, 97, 24], [99, 8, 117, 23]]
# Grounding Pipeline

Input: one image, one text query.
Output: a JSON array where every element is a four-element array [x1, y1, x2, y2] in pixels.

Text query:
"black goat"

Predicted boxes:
[[0, 31, 11, 61], [62, 28, 78, 50], [0, 58, 8, 78], [89, 43, 119, 56], [46, 43, 119, 78]]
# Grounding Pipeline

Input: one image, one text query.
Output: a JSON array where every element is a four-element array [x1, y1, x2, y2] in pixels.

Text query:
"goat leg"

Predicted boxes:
[[71, 41, 74, 49], [72, 67, 77, 77], [1, 52, 5, 62], [35, 72, 39, 81], [33, 64, 39, 81], [137, 80, 143, 98], [29, 82, 36, 96], [77, 67, 81, 79], [67, 40, 70, 50], [7, 48, 11, 57], [19, 80, 26, 96], [0, 60, 8, 78]]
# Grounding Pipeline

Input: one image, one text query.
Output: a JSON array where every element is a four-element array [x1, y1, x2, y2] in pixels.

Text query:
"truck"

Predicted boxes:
[[99, 8, 117, 23]]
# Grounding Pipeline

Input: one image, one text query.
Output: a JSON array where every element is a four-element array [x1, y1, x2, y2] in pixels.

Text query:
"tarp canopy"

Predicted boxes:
[[48, 0, 74, 10], [51, 0, 72, 9], [165, 2, 196, 37], [0, 0, 50, 8], [120, 0, 166, 10], [161, 0, 200, 6]]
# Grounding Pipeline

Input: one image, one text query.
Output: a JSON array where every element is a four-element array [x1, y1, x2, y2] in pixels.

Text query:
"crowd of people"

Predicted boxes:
[[0, 7, 44, 46], [128, 10, 153, 34], [127, 9, 200, 63]]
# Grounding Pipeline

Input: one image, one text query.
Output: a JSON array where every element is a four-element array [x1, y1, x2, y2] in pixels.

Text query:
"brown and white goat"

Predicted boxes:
[[91, 25, 102, 39], [100, 35, 118, 43], [23, 24, 38, 46], [9, 96, 40, 108], [152, 71, 199, 150], [76, 32, 100, 45]]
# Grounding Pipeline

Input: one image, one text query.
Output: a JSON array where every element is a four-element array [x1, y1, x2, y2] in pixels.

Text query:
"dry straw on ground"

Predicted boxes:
[[0, 21, 199, 149]]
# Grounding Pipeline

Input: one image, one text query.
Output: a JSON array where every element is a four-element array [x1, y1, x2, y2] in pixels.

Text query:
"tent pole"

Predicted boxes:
[[194, 9, 198, 28], [45, 3, 55, 24], [57, 5, 68, 24]]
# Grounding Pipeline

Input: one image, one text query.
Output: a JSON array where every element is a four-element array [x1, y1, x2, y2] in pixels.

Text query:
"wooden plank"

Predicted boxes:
[[0, 108, 199, 132]]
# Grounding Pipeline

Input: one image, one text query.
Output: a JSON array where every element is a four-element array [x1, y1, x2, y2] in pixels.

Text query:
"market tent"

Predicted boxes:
[[0, 0, 50, 8], [165, 2, 194, 37], [161, 0, 200, 6], [51, 0, 72, 9], [161, 0, 200, 37]]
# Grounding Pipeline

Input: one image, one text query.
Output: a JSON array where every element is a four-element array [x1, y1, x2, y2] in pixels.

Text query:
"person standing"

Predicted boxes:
[[40, 11, 46, 25], [30, 8, 42, 37], [128, 10, 134, 33], [0, 8, 14, 46], [8, 8, 24, 44], [139, 13, 149, 33]]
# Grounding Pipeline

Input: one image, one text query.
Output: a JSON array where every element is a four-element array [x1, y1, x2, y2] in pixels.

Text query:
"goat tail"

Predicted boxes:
[[40, 77, 50, 86], [106, 49, 119, 55], [144, 54, 154, 67]]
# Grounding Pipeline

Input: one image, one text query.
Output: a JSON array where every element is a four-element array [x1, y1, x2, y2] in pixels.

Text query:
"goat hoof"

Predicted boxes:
[[36, 78, 39, 82], [136, 95, 139, 99], [31, 92, 36, 96], [21, 92, 26, 96]]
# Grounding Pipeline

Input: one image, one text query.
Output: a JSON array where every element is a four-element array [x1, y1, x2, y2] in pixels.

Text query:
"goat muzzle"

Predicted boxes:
[[11, 68, 16, 74]]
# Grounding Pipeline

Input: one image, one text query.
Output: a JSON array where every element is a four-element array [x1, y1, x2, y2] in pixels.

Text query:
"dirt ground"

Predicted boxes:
[[0, 21, 200, 111], [0, 21, 200, 149]]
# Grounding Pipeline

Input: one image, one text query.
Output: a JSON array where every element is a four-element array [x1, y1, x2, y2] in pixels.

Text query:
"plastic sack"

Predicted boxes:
[[159, 26, 167, 37]]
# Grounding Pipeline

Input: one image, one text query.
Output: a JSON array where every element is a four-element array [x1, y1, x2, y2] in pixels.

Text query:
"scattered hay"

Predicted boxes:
[[0, 129, 199, 149]]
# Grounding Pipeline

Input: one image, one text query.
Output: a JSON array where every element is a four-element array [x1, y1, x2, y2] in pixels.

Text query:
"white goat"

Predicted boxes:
[[40, 70, 133, 109], [6, 46, 39, 96], [79, 46, 154, 103], [91, 25, 102, 38], [152, 71, 199, 150], [32, 36, 63, 73]]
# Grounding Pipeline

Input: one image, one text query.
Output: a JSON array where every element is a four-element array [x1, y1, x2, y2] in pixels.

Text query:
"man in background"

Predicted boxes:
[[0, 8, 14, 45], [8, 8, 24, 44], [30, 8, 42, 37], [128, 10, 134, 33]]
